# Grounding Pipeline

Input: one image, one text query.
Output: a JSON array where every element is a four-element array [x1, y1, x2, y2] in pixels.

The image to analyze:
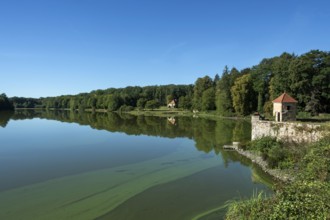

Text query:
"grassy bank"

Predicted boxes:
[[225, 136, 330, 219], [16, 107, 330, 123], [125, 108, 252, 121], [126, 107, 193, 117]]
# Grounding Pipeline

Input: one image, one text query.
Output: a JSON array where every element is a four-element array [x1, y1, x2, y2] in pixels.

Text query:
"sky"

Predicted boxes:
[[1, 0, 330, 98]]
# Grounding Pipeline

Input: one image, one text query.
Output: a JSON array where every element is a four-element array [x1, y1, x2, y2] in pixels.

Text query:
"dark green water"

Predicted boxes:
[[0, 110, 272, 220]]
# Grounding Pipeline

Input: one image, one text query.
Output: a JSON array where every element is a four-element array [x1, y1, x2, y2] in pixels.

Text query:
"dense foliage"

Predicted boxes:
[[10, 85, 193, 112], [8, 49, 330, 116], [0, 93, 14, 111], [10, 97, 41, 108], [226, 137, 330, 219], [246, 137, 287, 169]]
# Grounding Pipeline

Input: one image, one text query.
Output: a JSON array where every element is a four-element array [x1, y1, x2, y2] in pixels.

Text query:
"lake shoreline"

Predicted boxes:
[[15, 107, 250, 121], [1, 110, 272, 220], [229, 144, 294, 183]]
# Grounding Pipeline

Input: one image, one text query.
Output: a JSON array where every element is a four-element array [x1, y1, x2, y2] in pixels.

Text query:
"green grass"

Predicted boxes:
[[225, 191, 272, 220], [125, 108, 251, 122], [225, 137, 330, 219], [126, 107, 192, 117]]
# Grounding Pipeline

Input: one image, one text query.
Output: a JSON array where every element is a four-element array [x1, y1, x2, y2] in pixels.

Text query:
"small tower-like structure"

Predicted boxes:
[[272, 93, 297, 122]]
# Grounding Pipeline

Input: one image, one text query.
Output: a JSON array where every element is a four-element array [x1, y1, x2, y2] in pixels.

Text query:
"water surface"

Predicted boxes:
[[0, 110, 272, 220]]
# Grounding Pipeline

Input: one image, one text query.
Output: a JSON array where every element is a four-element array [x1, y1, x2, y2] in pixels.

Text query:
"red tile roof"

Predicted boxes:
[[272, 93, 298, 103]]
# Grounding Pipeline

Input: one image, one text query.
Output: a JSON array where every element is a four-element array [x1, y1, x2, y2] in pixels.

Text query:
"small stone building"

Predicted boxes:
[[272, 93, 297, 122]]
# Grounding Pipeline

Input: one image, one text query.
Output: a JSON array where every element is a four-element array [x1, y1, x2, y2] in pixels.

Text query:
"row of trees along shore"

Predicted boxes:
[[7, 50, 330, 116], [0, 93, 14, 111]]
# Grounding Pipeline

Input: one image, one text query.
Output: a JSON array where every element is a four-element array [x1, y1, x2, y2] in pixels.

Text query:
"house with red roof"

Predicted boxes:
[[272, 93, 298, 122]]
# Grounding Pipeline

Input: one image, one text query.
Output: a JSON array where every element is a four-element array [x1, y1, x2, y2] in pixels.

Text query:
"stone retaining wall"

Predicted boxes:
[[252, 119, 324, 143]]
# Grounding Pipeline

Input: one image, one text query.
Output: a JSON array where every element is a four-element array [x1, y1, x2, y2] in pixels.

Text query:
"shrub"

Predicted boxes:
[[266, 145, 286, 168], [299, 137, 330, 181], [119, 105, 134, 112], [247, 137, 287, 168], [247, 136, 280, 152], [225, 137, 330, 220], [297, 111, 312, 119], [145, 100, 160, 110], [270, 180, 330, 219], [225, 192, 273, 220], [278, 160, 295, 169]]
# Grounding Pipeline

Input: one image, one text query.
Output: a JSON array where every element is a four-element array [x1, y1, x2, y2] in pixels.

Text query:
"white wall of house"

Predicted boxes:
[[273, 103, 282, 122], [273, 103, 297, 122]]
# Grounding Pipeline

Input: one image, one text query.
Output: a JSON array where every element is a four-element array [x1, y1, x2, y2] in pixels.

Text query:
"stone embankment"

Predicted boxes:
[[230, 142, 294, 182], [227, 117, 328, 182], [251, 117, 325, 143]]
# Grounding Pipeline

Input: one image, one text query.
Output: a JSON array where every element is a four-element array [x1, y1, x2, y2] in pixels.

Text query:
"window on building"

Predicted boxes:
[[286, 105, 291, 110]]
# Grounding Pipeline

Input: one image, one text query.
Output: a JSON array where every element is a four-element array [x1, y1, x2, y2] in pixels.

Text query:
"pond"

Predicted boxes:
[[0, 110, 273, 220]]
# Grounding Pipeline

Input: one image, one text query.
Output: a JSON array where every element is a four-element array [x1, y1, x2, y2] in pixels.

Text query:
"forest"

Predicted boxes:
[[0, 93, 14, 111], [7, 49, 330, 116]]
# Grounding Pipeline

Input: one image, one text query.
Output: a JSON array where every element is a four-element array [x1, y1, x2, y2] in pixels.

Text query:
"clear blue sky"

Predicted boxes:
[[1, 0, 330, 98]]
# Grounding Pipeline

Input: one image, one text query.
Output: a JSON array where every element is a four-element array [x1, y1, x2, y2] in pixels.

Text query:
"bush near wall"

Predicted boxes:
[[226, 137, 330, 219]]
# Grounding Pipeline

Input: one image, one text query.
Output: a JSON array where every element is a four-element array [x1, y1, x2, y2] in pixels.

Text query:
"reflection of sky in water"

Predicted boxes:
[[0, 118, 201, 191], [1, 118, 109, 148], [0, 114, 271, 220], [1, 118, 194, 150]]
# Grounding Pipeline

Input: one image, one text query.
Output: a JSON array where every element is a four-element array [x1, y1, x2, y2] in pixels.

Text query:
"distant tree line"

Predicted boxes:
[[10, 97, 41, 108], [8, 49, 330, 116], [0, 93, 14, 111]]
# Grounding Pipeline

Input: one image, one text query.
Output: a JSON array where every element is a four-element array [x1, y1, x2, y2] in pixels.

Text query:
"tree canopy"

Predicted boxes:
[[0, 93, 14, 111], [7, 49, 330, 116]]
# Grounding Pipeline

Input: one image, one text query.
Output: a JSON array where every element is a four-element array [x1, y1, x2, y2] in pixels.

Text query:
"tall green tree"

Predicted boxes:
[[231, 74, 256, 116], [178, 96, 192, 109], [202, 87, 216, 111], [192, 76, 214, 111], [214, 73, 220, 84], [216, 66, 230, 115], [69, 97, 78, 110], [106, 95, 123, 111], [87, 97, 97, 110], [250, 58, 275, 113], [289, 50, 330, 114], [269, 53, 296, 100], [216, 66, 241, 115], [136, 98, 147, 110], [145, 100, 160, 110], [0, 93, 14, 111]]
